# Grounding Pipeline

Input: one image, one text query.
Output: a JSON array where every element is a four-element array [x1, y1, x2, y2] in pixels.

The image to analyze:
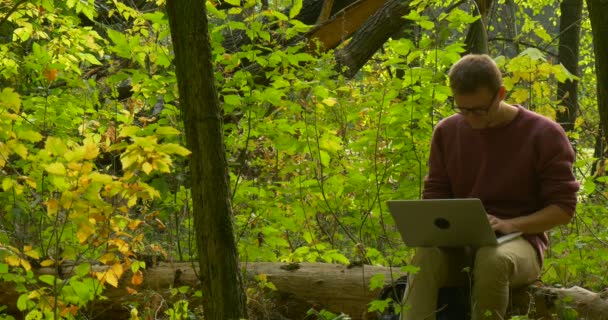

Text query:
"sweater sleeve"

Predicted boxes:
[[536, 123, 580, 215], [423, 124, 453, 199]]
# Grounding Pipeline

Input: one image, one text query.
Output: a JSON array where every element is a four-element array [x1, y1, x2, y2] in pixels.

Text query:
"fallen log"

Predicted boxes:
[[1, 262, 607, 319]]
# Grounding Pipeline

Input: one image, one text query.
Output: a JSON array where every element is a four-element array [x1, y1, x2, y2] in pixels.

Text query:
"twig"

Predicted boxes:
[[0, 0, 28, 27], [488, 37, 557, 58]]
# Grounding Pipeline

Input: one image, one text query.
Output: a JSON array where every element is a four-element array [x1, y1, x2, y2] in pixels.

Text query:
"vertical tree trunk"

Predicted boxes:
[[465, 0, 493, 54], [587, 0, 608, 179], [556, 0, 583, 133], [165, 2, 247, 320]]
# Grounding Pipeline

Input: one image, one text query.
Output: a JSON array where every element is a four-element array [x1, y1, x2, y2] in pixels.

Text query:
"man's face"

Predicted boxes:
[[452, 87, 500, 129]]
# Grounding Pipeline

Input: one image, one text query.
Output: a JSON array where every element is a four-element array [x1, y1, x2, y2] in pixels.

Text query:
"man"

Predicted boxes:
[[401, 54, 579, 320]]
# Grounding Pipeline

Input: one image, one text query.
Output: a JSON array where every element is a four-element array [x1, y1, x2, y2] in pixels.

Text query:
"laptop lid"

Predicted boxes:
[[387, 198, 499, 247]]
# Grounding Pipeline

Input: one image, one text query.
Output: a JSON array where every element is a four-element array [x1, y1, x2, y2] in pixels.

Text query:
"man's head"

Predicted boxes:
[[448, 54, 502, 95], [448, 54, 508, 128]]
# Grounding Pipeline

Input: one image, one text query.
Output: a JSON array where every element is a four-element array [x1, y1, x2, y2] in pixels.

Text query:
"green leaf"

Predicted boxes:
[[0, 263, 8, 273], [45, 163, 66, 176], [45, 137, 68, 156], [76, 263, 91, 278], [418, 20, 434, 30], [519, 47, 546, 61], [369, 273, 386, 290], [223, 95, 241, 105], [313, 86, 329, 99], [142, 12, 167, 24], [107, 29, 131, 58], [583, 179, 596, 194], [155, 126, 180, 135], [17, 130, 43, 143], [328, 252, 349, 264], [17, 294, 29, 311], [80, 53, 102, 65], [225, 0, 240, 5], [303, 231, 314, 244], [368, 298, 392, 313], [319, 150, 330, 167], [89, 172, 113, 184], [119, 126, 141, 138], [160, 143, 191, 156], [2, 178, 13, 191], [39, 274, 56, 286], [289, 0, 303, 18]]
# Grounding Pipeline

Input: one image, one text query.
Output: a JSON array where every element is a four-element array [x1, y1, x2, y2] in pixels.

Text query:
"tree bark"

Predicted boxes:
[[316, 0, 336, 24], [221, 0, 359, 53], [334, 0, 411, 78], [556, 0, 583, 133], [465, 0, 493, 54], [245, 0, 399, 83], [166, 1, 247, 319], [586, 0, 608, 149], [306, 0, 388, 52]]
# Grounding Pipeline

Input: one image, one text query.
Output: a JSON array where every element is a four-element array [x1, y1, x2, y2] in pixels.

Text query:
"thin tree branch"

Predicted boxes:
[[488, 37, 558, 57], [0, 0, 28, 27], [316, 0, 335, 24]]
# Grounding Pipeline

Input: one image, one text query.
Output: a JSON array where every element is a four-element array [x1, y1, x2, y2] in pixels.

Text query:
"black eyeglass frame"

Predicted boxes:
[[451, 90, 500, 116]]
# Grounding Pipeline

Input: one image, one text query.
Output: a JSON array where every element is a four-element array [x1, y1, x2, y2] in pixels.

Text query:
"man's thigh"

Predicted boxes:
[[474, 237, 541, 287], [412, 247, 473, 287]]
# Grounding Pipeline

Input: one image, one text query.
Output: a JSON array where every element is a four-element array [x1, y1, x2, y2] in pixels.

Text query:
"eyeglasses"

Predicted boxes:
[[451, 90, 499, 116]]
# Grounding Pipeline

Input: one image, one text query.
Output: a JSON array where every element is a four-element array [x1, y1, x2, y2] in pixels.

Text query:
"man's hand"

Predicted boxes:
[[487, 214, 519, 234]]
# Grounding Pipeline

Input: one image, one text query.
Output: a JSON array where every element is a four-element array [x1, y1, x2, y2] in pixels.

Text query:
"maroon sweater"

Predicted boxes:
[[424, 105, 579, 263]]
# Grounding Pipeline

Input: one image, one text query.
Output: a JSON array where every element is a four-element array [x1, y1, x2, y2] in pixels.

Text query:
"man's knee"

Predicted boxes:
[[411, 247, 449, 271], [474, 246, 513, 276]]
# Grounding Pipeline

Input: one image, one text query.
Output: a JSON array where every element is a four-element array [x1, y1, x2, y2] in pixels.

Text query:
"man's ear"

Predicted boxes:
[[498, 86, 507, 101]]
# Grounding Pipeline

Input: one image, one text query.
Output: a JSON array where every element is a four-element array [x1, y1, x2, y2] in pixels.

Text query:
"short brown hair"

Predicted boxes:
[[448, 54, 502, 94]]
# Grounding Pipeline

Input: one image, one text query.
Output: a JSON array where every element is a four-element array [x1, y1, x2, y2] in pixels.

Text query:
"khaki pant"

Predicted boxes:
[[400, 237, 541, 320]]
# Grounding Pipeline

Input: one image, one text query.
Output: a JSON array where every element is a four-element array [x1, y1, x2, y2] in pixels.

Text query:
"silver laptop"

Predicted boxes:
[[387, 198, 522, 247]]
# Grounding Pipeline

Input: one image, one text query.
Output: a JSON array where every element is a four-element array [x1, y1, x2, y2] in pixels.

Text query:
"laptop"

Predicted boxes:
[[387, 198, 522, 247]]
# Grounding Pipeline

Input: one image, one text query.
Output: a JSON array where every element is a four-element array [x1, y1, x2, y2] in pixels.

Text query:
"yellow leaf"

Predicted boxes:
[[128, 219, 143, 231], [6, 256, 20, 267], [64, 148, 85, 162], [40, 259, 55, 267], [257, 273, 267, 282], [8, 140, 28, 158], [45, 162, 66, 175], [510, 88, 529, 104], [109, 239, 131, 255], [83, 143, 99, 160], [322, 97, 337, 107], [107, 271, 116, 286], [127, 196, 137, 208], [20, 258, 31, 271], [28, 290, 41, 299], [99, 253, 116, 265], [2, 178, 13, 191], [142, 162, 153, 174], [24, 177, 37, 189], [46, 199, 59, 216], [76, 220, 95, 244], [0, 88, 21, 112], [111, 263, 124, 279], [24, 247, 40, 260], [104, 264, 123, 288]]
